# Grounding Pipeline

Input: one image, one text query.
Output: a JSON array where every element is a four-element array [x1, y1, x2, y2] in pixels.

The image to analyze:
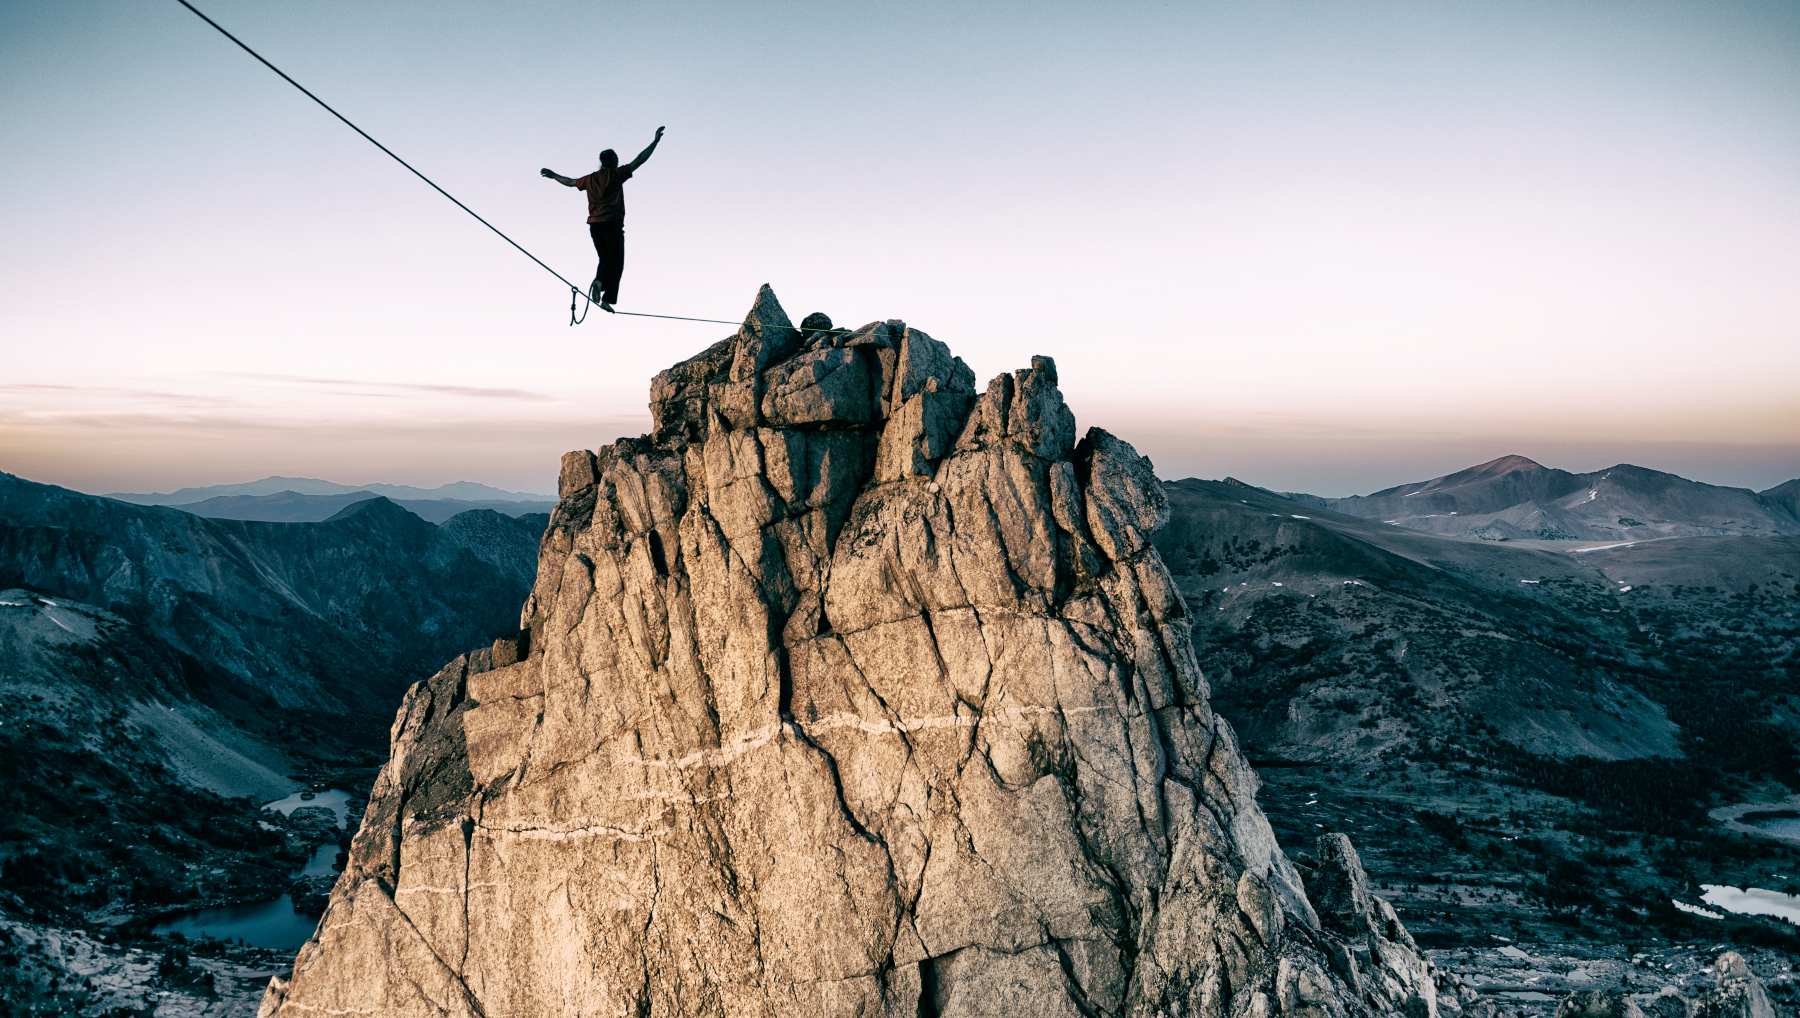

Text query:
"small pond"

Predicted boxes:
[[1740, 810, 1800, 842], [1700, 884, 1800, 927], [302, 839, 341, 877], [152, 894, 322, 951], [1712, 796, 1800, 847], [152, 788, 353, 951]]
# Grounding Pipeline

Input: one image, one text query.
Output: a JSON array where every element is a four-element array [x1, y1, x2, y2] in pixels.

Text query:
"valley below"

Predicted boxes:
[[1159, 467, 1800, 1013], [0, 474, 545, 1016]]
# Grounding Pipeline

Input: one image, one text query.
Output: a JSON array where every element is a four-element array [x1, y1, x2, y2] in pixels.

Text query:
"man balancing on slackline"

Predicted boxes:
[[541, 126, 664, 313]]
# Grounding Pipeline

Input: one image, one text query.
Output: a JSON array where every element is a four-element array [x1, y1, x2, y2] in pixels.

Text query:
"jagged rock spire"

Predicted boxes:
[[261, 288, 1438, 1018]]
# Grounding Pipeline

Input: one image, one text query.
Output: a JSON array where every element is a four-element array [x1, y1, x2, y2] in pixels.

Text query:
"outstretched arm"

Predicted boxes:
[[625, 126, 665, 172], [540, 168, 579, 186]]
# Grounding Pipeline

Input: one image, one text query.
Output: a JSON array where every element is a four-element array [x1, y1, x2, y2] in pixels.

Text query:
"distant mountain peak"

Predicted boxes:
[[1325, 452, 1800, 541], [1469, 454, 1548, 475], [322, 496, 421, 526], [1357, 454, 1574, 502], [1597, 463, 1669, 479]]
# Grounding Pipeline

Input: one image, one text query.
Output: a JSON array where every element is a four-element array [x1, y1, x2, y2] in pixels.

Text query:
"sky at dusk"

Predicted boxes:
[[3, 0, 1797, 497]]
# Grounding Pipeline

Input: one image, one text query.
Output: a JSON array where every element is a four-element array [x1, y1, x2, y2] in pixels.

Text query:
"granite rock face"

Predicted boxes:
[[260, 287, 1438, 1018]]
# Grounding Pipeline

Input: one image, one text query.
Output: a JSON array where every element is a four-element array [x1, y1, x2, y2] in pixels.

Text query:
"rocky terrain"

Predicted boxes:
[[0, 914, 293, 1017], [1156, 478, 1799, 1013], [261, 288, 1443, 1017], [1310, 455, 1800, 543], [1159, 479, 1800, 774], [0, 485, 546, 1016]]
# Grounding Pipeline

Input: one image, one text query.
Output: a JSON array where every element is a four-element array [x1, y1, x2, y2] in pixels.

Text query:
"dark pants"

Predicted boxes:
[[588, 221, 624, 304]]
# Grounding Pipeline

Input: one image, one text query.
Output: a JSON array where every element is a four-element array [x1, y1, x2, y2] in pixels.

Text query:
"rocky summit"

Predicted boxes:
[[260, 287, 1438, 1018]]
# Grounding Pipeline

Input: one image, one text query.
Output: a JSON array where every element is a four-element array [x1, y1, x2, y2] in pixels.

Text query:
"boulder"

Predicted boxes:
[[287, 873, 336, 917], [1556, 990, 1649, 1018], [1696, 953, 1776, 1018], [281, 805, 338, 845]]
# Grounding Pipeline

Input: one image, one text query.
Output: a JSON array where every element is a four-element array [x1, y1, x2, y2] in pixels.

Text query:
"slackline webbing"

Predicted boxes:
[[174, 0, 808, 331]]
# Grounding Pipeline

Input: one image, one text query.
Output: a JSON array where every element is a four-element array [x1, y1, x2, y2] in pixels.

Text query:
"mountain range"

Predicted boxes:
[[0, 473, 544, 715], [1162, 474, 1799, 766], [1306, 454, 1800, 543], [1156, 470, 1800, 951], [107, 475, 551, 507], [163, 489, 555, 524], [5, 434, 1797, 1015], [0, 472, 547, 951]]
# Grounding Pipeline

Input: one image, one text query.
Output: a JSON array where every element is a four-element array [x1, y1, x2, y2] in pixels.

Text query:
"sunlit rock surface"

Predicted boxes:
[[261, 287, 1438, 1018]]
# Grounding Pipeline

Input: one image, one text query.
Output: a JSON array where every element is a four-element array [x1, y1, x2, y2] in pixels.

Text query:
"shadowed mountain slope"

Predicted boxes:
[[1760, 477, 1800, 523], [0, 475, 541, 714], [0, 475, 546, 945], [174, 489, 555, 524], [1157, 478, 1681, 765]]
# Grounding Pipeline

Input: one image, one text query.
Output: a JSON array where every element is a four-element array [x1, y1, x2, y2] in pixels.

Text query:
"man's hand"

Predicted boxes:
[[627, 130, 664, 173], [540, 168, 555, 178]]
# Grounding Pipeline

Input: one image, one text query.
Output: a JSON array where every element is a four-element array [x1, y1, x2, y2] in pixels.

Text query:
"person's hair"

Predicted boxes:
[[600, 149, 619, 169]]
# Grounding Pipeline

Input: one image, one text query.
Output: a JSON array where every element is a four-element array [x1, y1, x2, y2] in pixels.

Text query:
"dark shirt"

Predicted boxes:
[[571, 166, 633, 224]]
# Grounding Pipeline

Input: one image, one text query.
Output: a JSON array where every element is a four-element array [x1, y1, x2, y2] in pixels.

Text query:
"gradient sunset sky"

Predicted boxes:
[[3, 0, 1797, 497]]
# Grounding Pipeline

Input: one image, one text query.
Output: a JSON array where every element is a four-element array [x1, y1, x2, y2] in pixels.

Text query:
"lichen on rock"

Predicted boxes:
[[260, 286, 1439, 1018]]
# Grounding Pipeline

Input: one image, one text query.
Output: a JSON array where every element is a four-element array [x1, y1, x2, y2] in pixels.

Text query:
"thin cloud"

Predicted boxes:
[[0, 409, 649, 438], [227, 373, 555, 402], [0, 383, 238, 406]]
